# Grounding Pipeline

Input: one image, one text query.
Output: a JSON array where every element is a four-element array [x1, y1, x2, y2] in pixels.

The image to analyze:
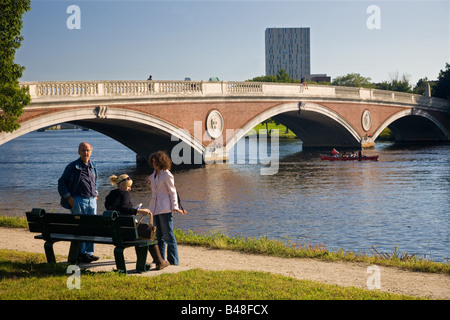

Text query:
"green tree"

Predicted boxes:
[[377, 73, 412, 93], [249, 75, 277, 82], [413, 77, 428, 95], [276, 69, 291, 82], [433, 63, 450, 99], [413, 77, 437, 95], [248, 69, 298, 83], [331, 73, 375, 88], [0, 0, 31, 133]]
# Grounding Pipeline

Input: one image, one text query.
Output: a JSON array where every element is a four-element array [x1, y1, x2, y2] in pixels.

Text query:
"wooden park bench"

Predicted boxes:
[[26, 208, 157, 273]]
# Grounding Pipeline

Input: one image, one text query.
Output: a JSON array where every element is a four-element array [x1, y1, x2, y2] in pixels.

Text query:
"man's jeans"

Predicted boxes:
[[154, 212, 179, 265], [72, 196, 97, 256]]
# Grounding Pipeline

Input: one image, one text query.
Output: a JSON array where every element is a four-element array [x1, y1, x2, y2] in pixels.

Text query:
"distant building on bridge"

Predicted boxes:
[[265, 27, 311, 80], [308, 74, 331, 83]]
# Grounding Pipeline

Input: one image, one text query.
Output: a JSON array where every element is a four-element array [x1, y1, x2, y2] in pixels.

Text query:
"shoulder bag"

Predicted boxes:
[[137, 212, 157, 240]]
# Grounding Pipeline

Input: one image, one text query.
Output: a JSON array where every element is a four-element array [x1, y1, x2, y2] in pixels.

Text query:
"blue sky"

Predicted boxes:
[[16, 0, 449, 85]]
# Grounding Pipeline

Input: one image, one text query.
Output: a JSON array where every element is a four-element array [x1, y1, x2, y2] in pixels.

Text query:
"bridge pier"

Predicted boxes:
[[361, 142, 375, 149], [136, 147, 229, 167], [203, 146, 228, 164], [361, 137, 376, 149]]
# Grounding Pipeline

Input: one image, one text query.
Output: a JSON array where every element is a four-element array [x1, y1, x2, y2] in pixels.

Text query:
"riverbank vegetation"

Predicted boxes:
[[249, 119, 297, 139], [0, 215, 27, 228], [375, 127, 394, 141], [0, 249, 420, 300], [174, 229, 449, 274], [1, 215, 448, 275], [250, 119, 395, 142]]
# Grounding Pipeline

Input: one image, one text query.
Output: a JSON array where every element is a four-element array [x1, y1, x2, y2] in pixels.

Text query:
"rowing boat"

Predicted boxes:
[[320, 155, 379, 161]]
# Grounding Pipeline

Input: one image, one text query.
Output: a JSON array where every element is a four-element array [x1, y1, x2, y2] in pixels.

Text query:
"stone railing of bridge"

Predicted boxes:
[[19, 80, 449, 111]]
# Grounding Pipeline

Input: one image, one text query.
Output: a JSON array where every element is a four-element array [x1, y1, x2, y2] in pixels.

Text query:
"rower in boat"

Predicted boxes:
[[330, 148, 339, 158]]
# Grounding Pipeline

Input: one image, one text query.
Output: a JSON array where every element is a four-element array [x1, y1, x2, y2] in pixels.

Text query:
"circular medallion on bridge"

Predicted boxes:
[[362, 110, 372, 132], [206, 110, 224, 139]]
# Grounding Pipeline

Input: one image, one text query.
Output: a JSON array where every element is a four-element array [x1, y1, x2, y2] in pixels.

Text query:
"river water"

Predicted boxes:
[[0, 129, 449, 261]]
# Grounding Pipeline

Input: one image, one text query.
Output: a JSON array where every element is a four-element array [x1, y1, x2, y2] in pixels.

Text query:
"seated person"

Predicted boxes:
[[105, 174, 170, 270]]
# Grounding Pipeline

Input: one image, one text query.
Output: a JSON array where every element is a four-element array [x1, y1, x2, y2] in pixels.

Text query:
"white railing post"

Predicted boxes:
[[98, 82, 104, 96], [153, 82, 159, 93]]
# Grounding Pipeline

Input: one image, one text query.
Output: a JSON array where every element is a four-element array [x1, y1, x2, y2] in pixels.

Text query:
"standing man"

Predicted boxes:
[[58, 142, 99, 263]]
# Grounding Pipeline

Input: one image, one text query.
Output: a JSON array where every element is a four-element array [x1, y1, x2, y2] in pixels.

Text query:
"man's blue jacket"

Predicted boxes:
[[57, 158, 98, 209]]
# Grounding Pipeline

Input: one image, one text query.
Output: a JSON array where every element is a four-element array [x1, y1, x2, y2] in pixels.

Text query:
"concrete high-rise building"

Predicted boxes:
[[265, 27, 310, 80]]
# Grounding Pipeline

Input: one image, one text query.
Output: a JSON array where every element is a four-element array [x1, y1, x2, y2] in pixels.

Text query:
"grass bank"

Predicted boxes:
[[1, 215, 448, 274], [0, 250, 420, 300], [174, 229, 449, 274], [250, 121, 395, 141], [248, 122, 298, 139]]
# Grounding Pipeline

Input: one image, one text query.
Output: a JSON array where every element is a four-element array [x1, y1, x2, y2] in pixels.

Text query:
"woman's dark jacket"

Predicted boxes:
[[104, 189, 138, 216]]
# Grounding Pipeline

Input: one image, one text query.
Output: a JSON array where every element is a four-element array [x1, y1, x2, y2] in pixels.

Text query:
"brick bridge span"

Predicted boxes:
[[1, 80, 449, 164]]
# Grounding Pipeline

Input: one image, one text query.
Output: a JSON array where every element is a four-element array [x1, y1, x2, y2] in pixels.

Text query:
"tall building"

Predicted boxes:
[[265, 27, 310, 80]]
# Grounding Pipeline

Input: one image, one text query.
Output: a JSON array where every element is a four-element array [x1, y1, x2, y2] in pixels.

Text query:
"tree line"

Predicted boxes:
[[248, 65, 450, 100]]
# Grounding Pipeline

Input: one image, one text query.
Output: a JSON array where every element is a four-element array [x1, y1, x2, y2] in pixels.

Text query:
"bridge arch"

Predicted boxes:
[[373, 109, 449, 142], [1, 107, 204, 161], [225, 102, 361, 152]]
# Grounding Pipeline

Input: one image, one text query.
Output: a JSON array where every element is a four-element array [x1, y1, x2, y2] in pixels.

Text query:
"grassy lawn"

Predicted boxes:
[[0, 250, 420, 300], [1, 215, 447, 300]]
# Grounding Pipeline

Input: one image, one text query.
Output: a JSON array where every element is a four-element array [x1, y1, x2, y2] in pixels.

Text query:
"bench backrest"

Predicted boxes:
[[26, 208, 139, 244]]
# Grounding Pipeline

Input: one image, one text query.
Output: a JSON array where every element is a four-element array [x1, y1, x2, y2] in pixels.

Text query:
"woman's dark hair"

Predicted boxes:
[[149, 151, 172, 171]]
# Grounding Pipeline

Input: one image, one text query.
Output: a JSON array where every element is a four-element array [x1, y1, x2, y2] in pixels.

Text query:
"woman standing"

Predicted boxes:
[[146, 151, 185, 265]]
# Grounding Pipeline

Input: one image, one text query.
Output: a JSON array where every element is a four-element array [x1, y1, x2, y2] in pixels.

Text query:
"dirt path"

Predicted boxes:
[[1, 227, 448, 299]]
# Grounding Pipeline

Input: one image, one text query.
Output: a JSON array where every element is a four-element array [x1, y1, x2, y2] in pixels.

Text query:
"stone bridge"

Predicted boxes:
[[1, 80, 449, 164]]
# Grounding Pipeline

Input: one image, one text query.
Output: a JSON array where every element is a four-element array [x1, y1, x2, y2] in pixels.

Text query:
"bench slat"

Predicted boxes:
[[27, 212, 116, 226], [26, 211, 139, 241], [27, 221, 43, 233]]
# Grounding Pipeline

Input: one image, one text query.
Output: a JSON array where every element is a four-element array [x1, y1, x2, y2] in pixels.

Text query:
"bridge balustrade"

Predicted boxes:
[[104, 81, 153, 95], [227, 82, 263, 93], [334, 87, 360, 97], [158, 81, 202, 94], [36, 81, 99, 96], [17, 80, 449, 112], [372, 90, 393, 101]]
